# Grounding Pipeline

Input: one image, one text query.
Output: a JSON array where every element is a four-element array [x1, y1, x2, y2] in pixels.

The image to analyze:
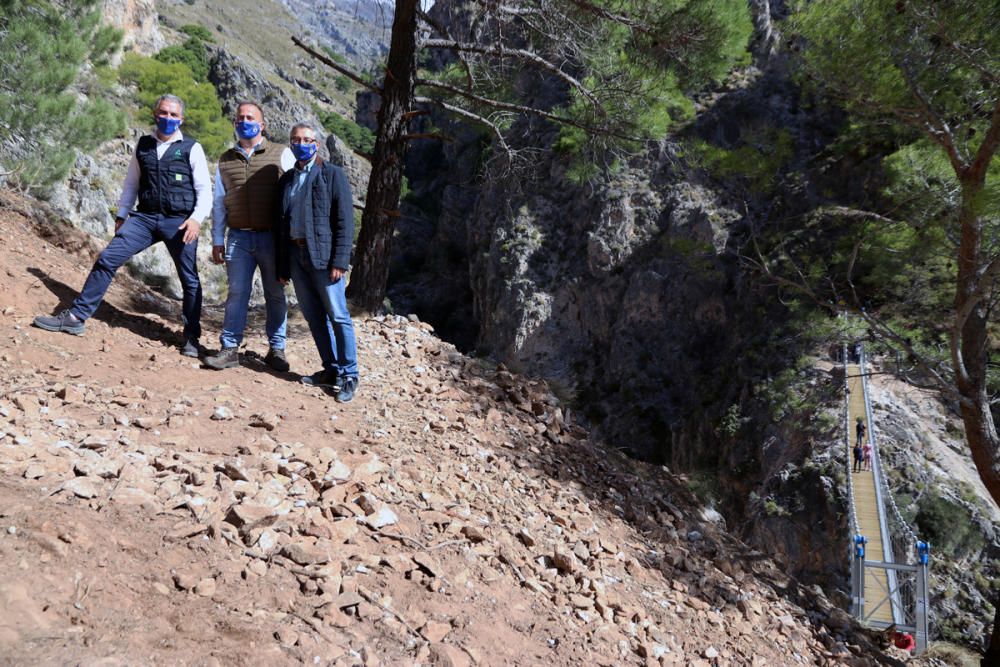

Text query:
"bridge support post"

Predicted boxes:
[[852, 535, 867, 618], [915, 542, 930, 653]]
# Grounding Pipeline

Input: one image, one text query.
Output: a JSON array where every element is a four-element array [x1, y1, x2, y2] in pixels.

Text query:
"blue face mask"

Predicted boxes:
[[155, 115, 182, 136], [291, 142, 317, 162], [236, 120, 261, 140]]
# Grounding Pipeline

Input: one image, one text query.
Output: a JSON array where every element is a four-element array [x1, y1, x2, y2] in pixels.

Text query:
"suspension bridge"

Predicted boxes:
[[843, 343, 930, 652]]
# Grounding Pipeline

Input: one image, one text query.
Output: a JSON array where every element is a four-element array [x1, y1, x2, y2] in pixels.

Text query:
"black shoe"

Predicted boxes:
[[301, 369, 340, 390], [180, 339, 202, 358], [336, 376, 358, 403], [33, 310, 85, 335], [264, 347, 289, 372], [204, 347, 239, 369]]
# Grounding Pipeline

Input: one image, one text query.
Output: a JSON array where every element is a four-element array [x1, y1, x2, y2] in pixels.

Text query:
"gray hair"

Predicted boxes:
[[290, 122, 319, 137], [155, 94, 185, 115]]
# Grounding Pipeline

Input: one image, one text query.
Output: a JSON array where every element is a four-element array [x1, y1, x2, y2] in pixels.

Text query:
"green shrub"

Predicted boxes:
[[763, 498, 790, 517], [334, 75, 352, 94], [119, 53, 232, 157], [155, 37, 210, 81], [179, 24, 214, 43], [315, 108, 375, 154], [687, 128, 795, 195], [914, 490, 984, 557]]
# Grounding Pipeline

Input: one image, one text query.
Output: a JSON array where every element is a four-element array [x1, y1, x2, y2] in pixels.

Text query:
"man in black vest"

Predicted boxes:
[[34, 94, 211, 357]]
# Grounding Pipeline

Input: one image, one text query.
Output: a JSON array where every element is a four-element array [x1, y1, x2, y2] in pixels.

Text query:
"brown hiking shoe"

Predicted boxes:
[[204, 347, 239, 370]]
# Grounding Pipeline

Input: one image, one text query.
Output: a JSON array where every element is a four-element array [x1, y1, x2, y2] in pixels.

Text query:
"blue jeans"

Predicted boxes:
[[71, 212, 202, 341], [220, 229, 287, 350], [289, 246, 358, 379]]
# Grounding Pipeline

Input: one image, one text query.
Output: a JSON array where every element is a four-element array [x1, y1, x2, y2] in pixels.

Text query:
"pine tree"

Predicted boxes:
[[0, 0, 124, 189], [794, 1, 1000, 657]]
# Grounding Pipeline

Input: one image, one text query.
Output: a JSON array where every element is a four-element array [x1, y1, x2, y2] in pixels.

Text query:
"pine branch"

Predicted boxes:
[[291, 36, 382, 95], [417, 9, 476, 90], [422, 38, 601, 110], [561, 0, 652, 35], [899, 57, 968, 173], [413, 95, 510, 155], [968, 97, 1000, 184], [415, 77, 640, 142]]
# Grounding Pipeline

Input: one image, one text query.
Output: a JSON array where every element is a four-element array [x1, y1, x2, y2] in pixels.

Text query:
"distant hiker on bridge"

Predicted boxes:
[[203, 101, 295, 372], [853, 441, 863, 473], [274, 122, 359, 403], [863, 441, 873, 471], [33, 94, 210, 357], [856, 417, 867, 447]]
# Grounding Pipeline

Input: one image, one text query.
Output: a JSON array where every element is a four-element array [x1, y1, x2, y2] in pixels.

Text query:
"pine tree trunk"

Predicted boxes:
[[986, 591, 1000, 667], [346, 0, 418, 312], [953, 181, 1000, 508], [952, 179, 1000, 664]]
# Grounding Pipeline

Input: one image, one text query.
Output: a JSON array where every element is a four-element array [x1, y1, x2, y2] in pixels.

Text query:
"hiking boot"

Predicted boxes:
[[264, 347, 289, 372], [336, 376, 358, 403], [180, 339, 202, 358], [33, 310, 85, 336], [204, 347, 239, 369], [301, 369, 340, 390]]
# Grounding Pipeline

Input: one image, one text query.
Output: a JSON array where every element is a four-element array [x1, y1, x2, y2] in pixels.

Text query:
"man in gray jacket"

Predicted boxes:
[[274, 122, 358, 403]]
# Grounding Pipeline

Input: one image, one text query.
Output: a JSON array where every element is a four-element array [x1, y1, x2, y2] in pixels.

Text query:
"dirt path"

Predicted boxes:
[[0, 193, 890, 666]]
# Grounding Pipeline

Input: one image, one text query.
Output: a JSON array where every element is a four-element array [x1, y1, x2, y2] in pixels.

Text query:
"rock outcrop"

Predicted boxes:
[[102, 0, 165, 57]]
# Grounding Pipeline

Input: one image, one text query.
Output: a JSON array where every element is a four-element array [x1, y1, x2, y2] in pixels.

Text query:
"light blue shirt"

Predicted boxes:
[[211, 139, 295, 245], [288, 156, 317, 240]]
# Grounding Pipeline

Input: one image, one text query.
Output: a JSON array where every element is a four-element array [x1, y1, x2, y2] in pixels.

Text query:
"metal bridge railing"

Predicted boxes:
[[860, 348, 920, 552], [847, 340, 930, 652], [843, 343, 861, 538]]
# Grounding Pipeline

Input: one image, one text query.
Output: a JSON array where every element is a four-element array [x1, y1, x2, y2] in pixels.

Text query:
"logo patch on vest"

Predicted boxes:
[[175, 173, 184, 181], [174, 148, 183, 159]]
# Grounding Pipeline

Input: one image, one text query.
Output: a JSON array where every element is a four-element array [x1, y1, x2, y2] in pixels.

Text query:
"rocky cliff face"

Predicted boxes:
[[102, 0, 165, 57], [276, 0, 388, 68], [867, 367, 1000, 646], [389, 0, 1000, 641]]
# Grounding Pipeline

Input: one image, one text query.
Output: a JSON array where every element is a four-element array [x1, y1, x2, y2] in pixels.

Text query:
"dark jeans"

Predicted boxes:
[[289, 246, 358, 379], [71, 212, 202, 341]]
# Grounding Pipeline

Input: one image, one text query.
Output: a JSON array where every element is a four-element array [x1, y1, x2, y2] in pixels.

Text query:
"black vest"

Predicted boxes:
[[135, 135, 197, 217]]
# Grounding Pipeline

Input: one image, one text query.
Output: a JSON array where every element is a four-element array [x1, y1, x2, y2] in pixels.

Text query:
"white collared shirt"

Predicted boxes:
[[116, 130, 212, 223], [210, 138, 295, 245]]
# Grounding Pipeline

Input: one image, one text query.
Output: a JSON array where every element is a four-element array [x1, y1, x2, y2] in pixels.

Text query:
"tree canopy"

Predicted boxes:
[[792, 3, 1000, 656]]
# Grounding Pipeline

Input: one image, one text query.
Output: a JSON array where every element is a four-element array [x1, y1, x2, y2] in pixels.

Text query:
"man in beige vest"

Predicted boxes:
[[205, 102, 295, 370]]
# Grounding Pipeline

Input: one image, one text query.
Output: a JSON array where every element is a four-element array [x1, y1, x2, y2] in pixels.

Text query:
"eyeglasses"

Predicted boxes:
[[290, 138, 316, 145]]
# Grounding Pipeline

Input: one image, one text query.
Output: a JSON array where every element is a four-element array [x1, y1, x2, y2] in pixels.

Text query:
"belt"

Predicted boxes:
[[292, 238, 308, 247], [229, 227, 268, 232]]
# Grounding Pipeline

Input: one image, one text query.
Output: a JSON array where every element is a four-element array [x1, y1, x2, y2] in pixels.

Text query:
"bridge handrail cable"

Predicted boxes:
[[860, 347, 920, 551]]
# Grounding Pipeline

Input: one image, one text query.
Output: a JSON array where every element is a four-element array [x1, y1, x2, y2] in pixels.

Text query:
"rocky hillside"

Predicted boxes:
[[8, 0, 995, 659], [389, 0, 999, 651], [0, 191, 916, 665], [866, 366, 1000, 647]]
